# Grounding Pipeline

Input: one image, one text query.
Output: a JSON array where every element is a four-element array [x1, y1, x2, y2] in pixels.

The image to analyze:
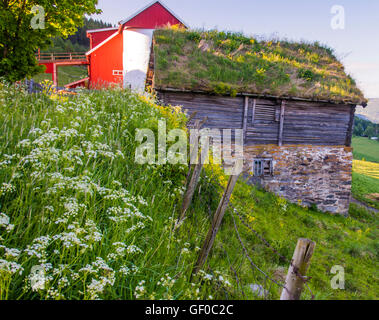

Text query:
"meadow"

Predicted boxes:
[[32, 66, 88, 88], [351, 137, 379, 210], [0, 83, 377, 300], [352, 137, 379, 163]]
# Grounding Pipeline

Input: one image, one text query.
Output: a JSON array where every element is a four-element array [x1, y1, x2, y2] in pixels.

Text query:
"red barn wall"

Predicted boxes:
[[40, 62, 54, 74], [88, 29, 118, 49], [88, 32, 123, 88], [124, 2, 183, 28]]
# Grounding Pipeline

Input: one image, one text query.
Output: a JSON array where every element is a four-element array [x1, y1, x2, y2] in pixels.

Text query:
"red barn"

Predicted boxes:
[[86, 1, 187, 89]]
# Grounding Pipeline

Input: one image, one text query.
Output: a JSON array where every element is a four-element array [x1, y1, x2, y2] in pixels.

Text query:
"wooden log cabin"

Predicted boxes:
[[147, 28, 367, 215]]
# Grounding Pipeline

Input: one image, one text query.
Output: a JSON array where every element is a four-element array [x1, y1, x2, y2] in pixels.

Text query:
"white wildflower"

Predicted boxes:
[[0, 259, 24, 275]]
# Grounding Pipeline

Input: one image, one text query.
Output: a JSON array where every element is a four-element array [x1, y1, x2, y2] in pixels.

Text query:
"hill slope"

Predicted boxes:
[[0, 84, 377, 300], [356, 99, 379, 124], [352, 137, 379, 163]]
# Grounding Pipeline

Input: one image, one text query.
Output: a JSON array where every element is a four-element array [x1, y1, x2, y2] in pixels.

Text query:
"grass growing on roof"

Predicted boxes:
[[153, 28, 366, 104]]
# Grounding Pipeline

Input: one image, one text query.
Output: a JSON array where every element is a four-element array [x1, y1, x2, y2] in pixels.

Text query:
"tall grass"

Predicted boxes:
[[0, 82, 231, 300], [0, 83, 377, 300]]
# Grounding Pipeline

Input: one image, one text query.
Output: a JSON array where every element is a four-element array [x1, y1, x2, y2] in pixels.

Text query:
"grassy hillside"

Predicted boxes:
[[351, 173, 379, 210], [33, 66, 88, 88], [0, 83, 377, 300], [352, 137, 379, 163], [351, 137, 379, 209]]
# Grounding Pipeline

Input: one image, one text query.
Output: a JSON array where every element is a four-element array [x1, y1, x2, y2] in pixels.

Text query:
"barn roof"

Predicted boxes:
[[119, 1, 188, 29], [152, 29, 367, 105]]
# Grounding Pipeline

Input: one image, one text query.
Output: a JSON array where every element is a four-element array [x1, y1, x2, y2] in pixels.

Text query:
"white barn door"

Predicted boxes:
[[123, 28, 154, 92]]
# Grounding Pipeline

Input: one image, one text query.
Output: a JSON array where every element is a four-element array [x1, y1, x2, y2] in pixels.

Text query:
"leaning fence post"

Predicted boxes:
[[176, 117, 208, 227], [192, 174, 239, 276], [280, 238, 316, 300]]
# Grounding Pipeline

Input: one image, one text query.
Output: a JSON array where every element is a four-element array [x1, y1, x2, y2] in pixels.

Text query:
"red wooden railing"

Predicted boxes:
[[36, 52, 87, 61]]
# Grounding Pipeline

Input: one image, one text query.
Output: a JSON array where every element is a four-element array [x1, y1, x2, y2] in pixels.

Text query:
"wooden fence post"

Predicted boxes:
[[176, 117, 208, 227], [192, 174, 239, 276], [52, 63, 58, 87], [280, 238, 316, 300], [242, 96, 249, 142], [278, 100, 285, 147], [177, 148, 208, 224]]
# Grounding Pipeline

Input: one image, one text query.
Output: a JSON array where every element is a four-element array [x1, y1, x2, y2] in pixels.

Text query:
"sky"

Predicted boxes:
[[93, 0, 379, 98]]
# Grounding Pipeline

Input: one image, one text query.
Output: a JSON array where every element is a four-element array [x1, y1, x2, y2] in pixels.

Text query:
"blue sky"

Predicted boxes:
[[94, 0, 379, 98]]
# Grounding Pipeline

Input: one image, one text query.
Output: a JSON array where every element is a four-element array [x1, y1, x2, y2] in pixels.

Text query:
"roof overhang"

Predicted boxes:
[[87, 27, 118, 34], [157, 87, 365, 106]]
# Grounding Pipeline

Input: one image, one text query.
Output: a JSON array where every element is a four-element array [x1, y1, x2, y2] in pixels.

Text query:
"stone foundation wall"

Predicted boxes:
[[243, 145, 353, 215]]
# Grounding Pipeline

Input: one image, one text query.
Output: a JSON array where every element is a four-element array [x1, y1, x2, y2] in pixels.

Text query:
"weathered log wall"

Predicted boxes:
[[158, 90, 355, 147]]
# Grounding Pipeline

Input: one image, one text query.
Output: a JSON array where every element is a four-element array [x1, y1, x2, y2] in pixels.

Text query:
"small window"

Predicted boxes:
[[253, 104, 276, 122], [112, 70, 123, 76], [253, 159, 273, 177]]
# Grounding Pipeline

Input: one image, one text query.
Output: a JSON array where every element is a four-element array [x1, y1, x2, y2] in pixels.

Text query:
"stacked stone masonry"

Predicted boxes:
[[243, 145, 353, 216]]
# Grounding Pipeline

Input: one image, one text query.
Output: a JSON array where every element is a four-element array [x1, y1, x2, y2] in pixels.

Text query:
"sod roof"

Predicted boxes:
[[152, 28, 367, 105]]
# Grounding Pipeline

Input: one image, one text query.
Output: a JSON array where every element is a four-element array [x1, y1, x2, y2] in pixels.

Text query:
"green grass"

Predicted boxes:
[[221, 182, 379, 300], [0, 83, 377, 300], [351, 172, 379, 210], [32, 66, 88, 87], [351, 137, 379, 209], [352, 137, 379, 163], [153, 28, 366, 104]]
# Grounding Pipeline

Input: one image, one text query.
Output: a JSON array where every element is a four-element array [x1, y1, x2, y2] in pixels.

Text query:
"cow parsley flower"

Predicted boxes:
[[0, 259, 24, 275]]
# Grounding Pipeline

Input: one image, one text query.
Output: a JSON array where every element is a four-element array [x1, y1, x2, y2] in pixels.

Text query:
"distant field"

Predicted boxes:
[[352, 137, 379, 163], [353, 160, 379, 179], [351, 137, 379, 208], [33, 65, 88, 87], [352, 172, 379, 210]]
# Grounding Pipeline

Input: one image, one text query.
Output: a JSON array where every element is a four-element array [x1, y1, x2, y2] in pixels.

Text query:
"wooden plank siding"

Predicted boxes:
[[282, 101, 352, 145], [159, 91, 244, 129], [158, 90, 355, 147]]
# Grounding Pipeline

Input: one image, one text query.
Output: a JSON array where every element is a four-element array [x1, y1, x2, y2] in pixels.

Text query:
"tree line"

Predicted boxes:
[[353, 116, 379, 139], [45, 17, 114, 53]]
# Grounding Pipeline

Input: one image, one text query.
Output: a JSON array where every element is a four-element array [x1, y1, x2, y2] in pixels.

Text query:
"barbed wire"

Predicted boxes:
[[205, 176, 315, 299], [229, 207, 287, 289], [229, 202, 315, 299], [218, 241, 246, 298], [183, 158, 315, 299]]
